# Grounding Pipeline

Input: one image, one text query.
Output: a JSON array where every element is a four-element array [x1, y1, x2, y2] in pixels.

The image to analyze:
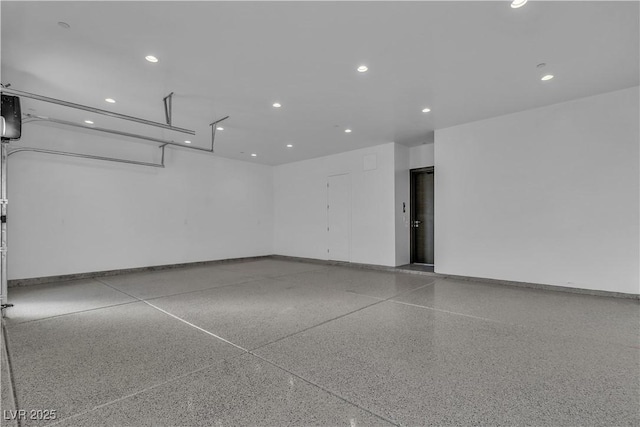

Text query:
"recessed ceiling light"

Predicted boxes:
[[105, 98, 116, 103], [57, 22, 70, 29], [251, 153, 257, 157], [345, 129, 352, 133], [84, 120, 94, 124], [272, 103, 282, 108], [145, 55, 158, 63], [422, 108, 431, 113], [541, 74, 554, 81], [510, 0, 528, 8], [357, 65, 368, 73], [184, 140, 191, 144], [286, 144, 293, 148], [216, 126, 224, 131]]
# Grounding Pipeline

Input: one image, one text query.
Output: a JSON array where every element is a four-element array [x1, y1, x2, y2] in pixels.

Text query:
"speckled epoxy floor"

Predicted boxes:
[[1, 258, 639, 426]]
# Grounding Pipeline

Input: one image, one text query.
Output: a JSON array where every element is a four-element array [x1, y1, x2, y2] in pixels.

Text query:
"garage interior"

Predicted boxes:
[[1, 1, 638, 426]]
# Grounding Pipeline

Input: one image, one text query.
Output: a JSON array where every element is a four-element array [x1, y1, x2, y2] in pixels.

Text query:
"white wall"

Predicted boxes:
[[434, 86, 639, 294], [8, 124, 273, 279], [274, 143, 397, 266], [409, 143, 434, 169], [394, 144, 410, 266]]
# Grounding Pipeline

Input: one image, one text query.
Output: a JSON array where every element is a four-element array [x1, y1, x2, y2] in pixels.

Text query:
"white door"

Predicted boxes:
[[327, 174, 351, 262]]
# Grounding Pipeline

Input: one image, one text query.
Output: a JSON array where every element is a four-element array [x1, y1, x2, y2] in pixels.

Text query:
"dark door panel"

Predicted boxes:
[[411, 168, 434, 264]]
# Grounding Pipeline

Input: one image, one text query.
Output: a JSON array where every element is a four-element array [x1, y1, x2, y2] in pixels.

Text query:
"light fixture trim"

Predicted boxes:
[[145, 55, 159, 63], [357, 65, 368, 73], [541, 74, 554, 81], [511, 0, 528, 9], [105, 98, 116, 103]]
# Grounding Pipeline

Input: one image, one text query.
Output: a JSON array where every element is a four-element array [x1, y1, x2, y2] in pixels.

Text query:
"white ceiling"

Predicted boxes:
[[2, 1, 638, 165]]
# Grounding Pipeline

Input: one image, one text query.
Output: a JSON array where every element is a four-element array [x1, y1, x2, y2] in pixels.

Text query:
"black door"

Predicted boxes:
[[411, 168, 434, 264]]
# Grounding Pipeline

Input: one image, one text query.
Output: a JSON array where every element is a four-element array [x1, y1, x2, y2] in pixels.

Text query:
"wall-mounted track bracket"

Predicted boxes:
[[163, 92, 174, 126], [209, 116, 230, 152]]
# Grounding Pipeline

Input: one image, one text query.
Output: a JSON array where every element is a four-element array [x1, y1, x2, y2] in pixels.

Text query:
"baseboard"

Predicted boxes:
[[270, 254, 409, 273], [9, 254, 639, 300], [7, 255, 271, 288], [272, 255, 639, 300], [435, 273, 640, 300]]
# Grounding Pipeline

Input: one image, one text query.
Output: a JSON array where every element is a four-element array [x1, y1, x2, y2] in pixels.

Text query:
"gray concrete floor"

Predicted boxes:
[[1, 259, 639, 426]]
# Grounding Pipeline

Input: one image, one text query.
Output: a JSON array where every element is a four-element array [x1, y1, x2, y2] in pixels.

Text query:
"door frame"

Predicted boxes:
[[410, 166, 434, 265]]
